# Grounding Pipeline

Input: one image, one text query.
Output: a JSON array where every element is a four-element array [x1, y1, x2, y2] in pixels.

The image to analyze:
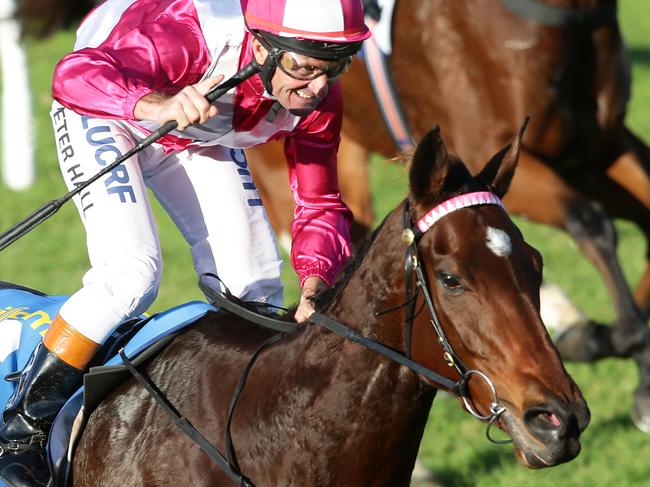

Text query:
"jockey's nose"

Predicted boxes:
[[308, 75, 329, 98]]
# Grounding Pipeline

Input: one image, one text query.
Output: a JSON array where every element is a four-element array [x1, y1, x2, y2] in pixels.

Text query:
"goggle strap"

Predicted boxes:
[[259, 54, 277, 95]]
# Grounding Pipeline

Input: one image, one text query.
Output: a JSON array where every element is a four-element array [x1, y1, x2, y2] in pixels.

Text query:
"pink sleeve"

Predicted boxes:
[[286, 83, 353, 287], [52, 1, 211, 119]]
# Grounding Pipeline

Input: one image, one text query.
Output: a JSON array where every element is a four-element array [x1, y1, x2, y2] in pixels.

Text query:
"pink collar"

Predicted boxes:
[[416, 191, 503, 234]]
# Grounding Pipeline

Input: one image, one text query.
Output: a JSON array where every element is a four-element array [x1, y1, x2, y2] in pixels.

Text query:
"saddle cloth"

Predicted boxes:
[[0, 281, 214, 487]]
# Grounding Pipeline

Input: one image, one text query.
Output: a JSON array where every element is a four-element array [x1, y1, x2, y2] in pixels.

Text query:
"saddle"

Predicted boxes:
[[0, 281, 214, 487]]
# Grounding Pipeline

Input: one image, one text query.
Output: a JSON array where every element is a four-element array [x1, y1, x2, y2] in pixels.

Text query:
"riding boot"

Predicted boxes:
[[0, 315, 98, 487]]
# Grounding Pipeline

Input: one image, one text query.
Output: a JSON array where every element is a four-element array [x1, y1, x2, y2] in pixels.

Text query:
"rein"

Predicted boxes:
[[118, 191, 514, 485], [203, 285, 459, 391]]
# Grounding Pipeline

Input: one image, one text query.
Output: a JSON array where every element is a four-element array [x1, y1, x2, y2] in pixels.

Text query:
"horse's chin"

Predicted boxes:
[[501, 411, 582, 469]]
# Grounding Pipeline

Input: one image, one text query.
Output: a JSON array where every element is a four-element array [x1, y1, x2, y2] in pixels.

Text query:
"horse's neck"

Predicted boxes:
[[303, 205, 434, 452], [324, 207, 406, 347]]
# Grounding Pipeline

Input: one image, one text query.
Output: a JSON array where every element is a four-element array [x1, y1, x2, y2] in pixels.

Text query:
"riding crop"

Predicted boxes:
[[0, 61, 261, 251]]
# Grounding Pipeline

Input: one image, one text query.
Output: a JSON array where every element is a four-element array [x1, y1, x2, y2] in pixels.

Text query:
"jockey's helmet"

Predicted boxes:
[[242, 0, 370, 60]]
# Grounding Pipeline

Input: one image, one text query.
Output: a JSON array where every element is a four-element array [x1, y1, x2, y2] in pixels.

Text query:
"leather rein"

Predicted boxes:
[[118, 192, 512, 487]]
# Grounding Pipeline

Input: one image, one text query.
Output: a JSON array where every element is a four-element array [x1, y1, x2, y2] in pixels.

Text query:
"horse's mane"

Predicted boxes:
[[312, 214, 389, 311]]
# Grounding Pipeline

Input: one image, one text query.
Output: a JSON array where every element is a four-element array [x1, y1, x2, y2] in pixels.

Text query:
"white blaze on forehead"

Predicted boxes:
[[486, 227, 512, 257]]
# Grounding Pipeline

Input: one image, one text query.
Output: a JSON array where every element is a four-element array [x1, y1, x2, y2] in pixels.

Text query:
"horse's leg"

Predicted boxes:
[[602, 127, 650, 318], [564, 127, 650, 339], [246, 142, 294, 253], [575, 127, 650, 431], [504, 151, 648, 360], [338, 134, 373, 247]]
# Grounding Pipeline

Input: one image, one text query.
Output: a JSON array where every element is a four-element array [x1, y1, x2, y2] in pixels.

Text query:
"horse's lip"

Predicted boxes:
[[500, 405, 582, 468], [514, 447, 551, 468]]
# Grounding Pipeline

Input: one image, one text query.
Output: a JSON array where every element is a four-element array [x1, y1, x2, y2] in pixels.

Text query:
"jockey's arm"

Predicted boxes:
[[285, 83, 353, 322], [52, 8, 210, 120]]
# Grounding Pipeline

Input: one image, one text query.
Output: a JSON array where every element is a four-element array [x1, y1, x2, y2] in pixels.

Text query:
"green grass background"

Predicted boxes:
[[0, 1, 649, 485]]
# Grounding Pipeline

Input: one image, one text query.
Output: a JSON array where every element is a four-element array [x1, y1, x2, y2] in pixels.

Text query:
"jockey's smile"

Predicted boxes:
[[251, 38, 342, 116]]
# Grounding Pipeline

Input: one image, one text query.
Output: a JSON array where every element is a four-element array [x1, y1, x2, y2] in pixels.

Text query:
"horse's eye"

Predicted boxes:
[[438, 272, 463, 290]]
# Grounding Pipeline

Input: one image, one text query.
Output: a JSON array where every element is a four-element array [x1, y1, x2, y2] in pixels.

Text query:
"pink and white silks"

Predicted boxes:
[[49, 0, 353, 344]]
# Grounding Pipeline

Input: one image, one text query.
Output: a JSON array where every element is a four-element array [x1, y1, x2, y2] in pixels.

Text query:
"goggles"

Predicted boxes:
[[269, 50, 352, 81]]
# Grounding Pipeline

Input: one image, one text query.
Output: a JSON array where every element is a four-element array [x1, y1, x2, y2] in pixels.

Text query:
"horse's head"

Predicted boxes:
[[405, 121, 590, 468]]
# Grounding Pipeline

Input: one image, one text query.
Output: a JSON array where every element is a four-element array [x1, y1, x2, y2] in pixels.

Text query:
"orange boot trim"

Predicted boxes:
[[43, 315, 99, 370]]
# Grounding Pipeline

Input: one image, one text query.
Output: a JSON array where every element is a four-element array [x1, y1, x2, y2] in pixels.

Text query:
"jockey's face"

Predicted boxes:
[[252, 38, 336, 116]]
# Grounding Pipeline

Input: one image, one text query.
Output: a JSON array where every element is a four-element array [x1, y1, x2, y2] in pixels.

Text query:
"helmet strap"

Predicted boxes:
[[249, 30, 278, 96], [257, 52, 277, 96]]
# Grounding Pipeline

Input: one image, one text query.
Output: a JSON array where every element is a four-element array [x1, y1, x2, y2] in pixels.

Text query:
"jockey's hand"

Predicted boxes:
[[295, 276, 327, 323], [133, 75, 224, 130]]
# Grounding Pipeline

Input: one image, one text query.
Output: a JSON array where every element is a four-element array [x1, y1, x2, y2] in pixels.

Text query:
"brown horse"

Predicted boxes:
[[245, 0, 650, 429], [71, 126, 589, 486]]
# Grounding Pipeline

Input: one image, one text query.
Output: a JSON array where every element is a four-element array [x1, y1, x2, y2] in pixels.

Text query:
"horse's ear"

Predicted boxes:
[[409, 126, 449, 201], [477, 117, 529, 197]]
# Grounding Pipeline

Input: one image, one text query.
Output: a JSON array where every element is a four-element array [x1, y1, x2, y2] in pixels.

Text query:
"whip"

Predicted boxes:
[[0, 61, 261, 251]]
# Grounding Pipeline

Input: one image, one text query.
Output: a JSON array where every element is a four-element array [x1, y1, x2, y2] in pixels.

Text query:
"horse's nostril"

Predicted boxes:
[[524, 406, 572, 441], [547, 412, 562, 427], [527, 410, 562, 432]]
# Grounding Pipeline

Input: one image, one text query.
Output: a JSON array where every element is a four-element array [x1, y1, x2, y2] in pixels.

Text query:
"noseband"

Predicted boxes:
[[401, 191, 510, 444]]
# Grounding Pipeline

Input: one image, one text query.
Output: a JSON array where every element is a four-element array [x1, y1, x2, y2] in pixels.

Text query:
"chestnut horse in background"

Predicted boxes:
[[72, 126, 589, 486], [245, 0, 650, 430]]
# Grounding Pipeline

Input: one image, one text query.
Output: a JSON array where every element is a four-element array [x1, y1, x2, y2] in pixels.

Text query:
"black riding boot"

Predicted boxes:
[[0, 342, 83, 487]]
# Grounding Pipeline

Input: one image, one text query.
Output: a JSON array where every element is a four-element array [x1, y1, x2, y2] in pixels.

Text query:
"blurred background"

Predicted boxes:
[[0, 1, 648, 485]]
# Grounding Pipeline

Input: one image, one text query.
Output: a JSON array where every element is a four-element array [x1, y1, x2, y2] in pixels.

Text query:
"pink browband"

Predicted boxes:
[[416, 191, 504, 233]]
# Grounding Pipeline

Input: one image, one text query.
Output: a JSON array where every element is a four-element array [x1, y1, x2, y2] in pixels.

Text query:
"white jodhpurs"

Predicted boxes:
[[50, 101, 283, 344]]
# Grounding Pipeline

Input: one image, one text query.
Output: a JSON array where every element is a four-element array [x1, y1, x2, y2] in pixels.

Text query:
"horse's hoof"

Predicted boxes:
[[631, 394, 650, 434], [554, 322, 614, 362]]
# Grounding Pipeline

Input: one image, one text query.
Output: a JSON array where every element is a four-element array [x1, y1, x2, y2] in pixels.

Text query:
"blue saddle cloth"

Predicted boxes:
[[0, 281, 214, 487], [0, 283, 68, 410]]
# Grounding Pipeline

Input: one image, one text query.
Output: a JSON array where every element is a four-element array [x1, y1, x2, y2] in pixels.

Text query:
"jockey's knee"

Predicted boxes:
[[90, 254, 162, 317]]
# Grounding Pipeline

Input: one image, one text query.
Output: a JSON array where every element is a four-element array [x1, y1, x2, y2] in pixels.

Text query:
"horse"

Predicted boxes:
[[244, 0, 650, 429], [70, 125, 589, 486]]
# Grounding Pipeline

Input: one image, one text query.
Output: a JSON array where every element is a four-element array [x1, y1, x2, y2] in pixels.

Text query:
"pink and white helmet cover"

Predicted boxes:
[[242, 0, 371, 42]]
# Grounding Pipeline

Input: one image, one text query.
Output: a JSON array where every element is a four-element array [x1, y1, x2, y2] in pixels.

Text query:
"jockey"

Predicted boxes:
[[0, 0, 370, 485]]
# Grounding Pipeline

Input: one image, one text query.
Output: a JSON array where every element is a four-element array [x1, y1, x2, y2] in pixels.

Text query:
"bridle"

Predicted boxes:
[[119, 191, 515, 487], [399, 192, 510, 443]]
